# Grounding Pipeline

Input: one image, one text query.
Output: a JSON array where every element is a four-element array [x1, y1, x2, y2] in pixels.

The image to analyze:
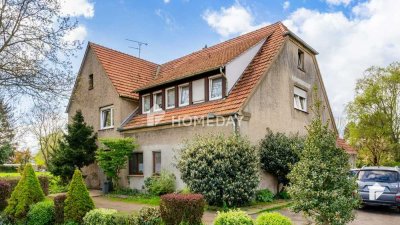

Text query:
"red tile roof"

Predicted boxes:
[[122, 22, 288, 130], [90, 43, 158, 99], [336, 138, 357, 155]]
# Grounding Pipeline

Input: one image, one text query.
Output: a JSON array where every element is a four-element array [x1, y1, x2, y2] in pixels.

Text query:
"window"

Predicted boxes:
[[298, 49, 304, 70], [179, 84, 189, 106], [153, 152, 161, 174], [142, 94, 151, 113], [192, 79, 205, 104], [153, 91, 163, 112], [88, 74, 93, 90], [100, 106, 114, 129], [294, 87, 307, 112], [358, 170, 399, 183], [209, 76, 223, 100], [165, 87, 175, 109], [129, 153, 144, 175]]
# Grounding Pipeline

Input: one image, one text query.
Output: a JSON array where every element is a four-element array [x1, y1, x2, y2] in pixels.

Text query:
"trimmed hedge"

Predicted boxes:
[[64, 169, 94, 224], [0, 175, 49, 196], [137, 207, 162, 225], [113, 214, 140, 225], [4, 164, 45, 219], [82, 207, 161, 225], [214, 209, 254, 225], [0, 181, 11, 211], [160, 193, 205, 225], [83, 208, 117, 225], [255, 212, 293, 225], [27, 201, 55, 225], [54, 194, 67, 224]]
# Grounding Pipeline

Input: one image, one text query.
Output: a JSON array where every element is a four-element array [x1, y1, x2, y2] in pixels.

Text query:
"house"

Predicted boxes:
[[67, 22, 356, 191]]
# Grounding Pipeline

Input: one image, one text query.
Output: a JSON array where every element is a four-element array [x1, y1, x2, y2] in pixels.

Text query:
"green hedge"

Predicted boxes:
[[83, 208, 117, 225], [0, 175, 49, 196], [27, 201, 55, 225]]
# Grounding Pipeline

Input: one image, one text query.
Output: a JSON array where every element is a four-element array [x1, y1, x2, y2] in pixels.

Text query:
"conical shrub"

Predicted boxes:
[[4, 164, 45, 219], [64, 169, 94, 223]]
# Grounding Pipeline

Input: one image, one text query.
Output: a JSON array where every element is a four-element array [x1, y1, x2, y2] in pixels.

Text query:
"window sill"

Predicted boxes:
[[99, 127, 114, 131], [127, 174, 144, 177], [294, 108, 308, 114]]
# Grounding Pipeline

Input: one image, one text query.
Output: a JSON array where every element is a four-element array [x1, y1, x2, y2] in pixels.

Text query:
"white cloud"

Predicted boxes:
[[283, 1, 290, 10], [164, 0, 170, 3], [283, 0, 400, 117], [325, 0, 352, 6], [63, 25, 88, 42], [202, 3, 268, 37], [60, 0, 95, 18], [155, 9, 178, 30]]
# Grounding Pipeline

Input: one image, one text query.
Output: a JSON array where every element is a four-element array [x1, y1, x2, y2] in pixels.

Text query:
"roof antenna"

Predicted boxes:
[[126, 39, 148, 58]]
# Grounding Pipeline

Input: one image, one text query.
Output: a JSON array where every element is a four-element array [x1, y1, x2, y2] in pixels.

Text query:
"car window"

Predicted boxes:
[[358, 170, 399, 183]]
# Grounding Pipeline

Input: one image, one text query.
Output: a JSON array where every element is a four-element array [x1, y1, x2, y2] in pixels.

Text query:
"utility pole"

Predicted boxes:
[[126, 39, 148, 58]]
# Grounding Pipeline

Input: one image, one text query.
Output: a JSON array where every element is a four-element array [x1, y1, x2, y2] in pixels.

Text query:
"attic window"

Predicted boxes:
[[153, 91, 163, 112], [298, 50, 304, 70], [294, 86, 307, 112], [179, 84, 189, 106], [209, 75, 223, 100], [89, 74, 94, 90], [142, 94, 151, 114]]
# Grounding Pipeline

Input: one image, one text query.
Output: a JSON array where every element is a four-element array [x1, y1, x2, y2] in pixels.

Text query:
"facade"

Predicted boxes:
[[67, 22, 356, 191]]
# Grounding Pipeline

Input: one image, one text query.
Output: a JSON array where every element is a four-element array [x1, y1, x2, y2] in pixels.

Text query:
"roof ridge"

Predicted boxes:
[[89, 42, 159, 66]]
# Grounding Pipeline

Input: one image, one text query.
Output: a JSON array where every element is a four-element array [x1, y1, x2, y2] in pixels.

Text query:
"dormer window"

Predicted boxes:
[[153, 91, 163, 112], [89, 74, 94, 90], [298, 49, 304, 70], [179, 84, 189, 106], [165, 87, 175, 109], [142, 94, 151, 113], [209, 75, 223, 100]]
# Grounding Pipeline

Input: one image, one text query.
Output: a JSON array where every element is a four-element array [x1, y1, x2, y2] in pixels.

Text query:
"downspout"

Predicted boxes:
[[233, 113, 239, 134], [219, 66, 226, 78]]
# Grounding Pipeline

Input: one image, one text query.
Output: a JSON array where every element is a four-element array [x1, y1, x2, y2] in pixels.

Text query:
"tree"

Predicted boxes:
[[178, 134, 259, 207], [49, 110, 97, 181], [0, 0, 81, 102], [12, 148, 32, 172], [0, 97, 15, 163], [347, 62, 400, 163], [288, 98, 359, 225], [96, 137, 138, 188], [5, 164, 45, 220], [64, 169, 94, 223], [259, 129, 304, 194]]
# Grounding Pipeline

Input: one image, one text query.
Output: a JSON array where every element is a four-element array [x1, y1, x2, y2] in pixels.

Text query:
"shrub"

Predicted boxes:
[[213, 209, 253, 225], [144, 171, 176, 196], [113, 214, 140, 225], [255, 212, 292, 225], [54, 194, 67, 224], [83, 208, 117, 225], [27, 201, 55, 225], [160, 194, 205, 225], [278, 191, 290, 200], [137, 207, 162, 225], [38, 175, 50, 196], [0, 176, 49, 196], [0, 181, 11, 211], [4, 164, 45, 219], [49, 175, 69, 194], [64, 169, 95, 224], [178, 134, 259, 207], [255, 189, 274, 203]]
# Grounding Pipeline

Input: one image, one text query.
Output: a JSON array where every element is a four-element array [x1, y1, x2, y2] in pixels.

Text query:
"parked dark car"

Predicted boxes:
[[356, 166, 400, 209]]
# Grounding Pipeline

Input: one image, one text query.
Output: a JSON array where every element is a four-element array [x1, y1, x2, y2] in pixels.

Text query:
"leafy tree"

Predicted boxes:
[[178, 134, 259, 207], [49, 110, 97, 181], [288, 98, 359, 225], [347, 62, 400, 163], [0, 0, 81, 102], [96, 137, 138, 188], [5, 164, 45, 220], [0, 98, 15, 164], [12, 148, 33, 172], [64, 169, 94, 224], [259, 129, 304, 194]]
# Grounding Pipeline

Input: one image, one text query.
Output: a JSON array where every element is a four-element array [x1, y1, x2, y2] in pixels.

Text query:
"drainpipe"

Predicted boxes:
[[233, 113, 239, 134], [219, 66, 226, 78]]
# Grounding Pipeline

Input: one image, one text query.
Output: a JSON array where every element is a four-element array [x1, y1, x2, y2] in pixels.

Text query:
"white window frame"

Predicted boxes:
[[100, 106, 114, 129], [179, 83, 190, 107], [209, 75, 223, 101], [165, 87, 175, 109], [294, 86, 307, 112], [142, 94, 151, 114], [153, 91, 163, 112]]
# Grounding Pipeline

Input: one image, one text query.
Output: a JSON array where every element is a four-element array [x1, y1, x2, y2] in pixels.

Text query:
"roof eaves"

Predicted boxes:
[[284, 30, 319, 55]]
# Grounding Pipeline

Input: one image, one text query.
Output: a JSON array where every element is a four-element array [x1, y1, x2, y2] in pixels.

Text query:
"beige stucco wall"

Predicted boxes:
[[123, 123, 234, 190], [67, 47, 138, 188]]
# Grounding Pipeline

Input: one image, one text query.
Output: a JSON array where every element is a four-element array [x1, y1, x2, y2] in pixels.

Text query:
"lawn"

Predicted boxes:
[[0, 172, 50, 177], [105, 194, 161, 206]]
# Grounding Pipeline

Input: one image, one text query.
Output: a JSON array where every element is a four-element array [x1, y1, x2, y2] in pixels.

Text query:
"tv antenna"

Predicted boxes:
[[126, 39, 148, 58]]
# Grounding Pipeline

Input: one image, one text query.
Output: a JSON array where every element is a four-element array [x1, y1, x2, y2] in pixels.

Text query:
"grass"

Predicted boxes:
[[205, 199, 290, 212], [0, 172, 50, 177], [254, 201, 293, 214], [105, 194, 161, 206]]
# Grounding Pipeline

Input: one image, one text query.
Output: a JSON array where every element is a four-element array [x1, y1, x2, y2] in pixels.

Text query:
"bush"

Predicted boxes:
[[255, 189, 274, 203], [113, 214, 140, 225], [0, 165, 17, 173], [213, 209, 253, 225], [0, 175, 50, 196], [49, 175, 69, 194], [178, 134, 259, 207], [27, 201, 55, 225], [255, 212, 292, 225], [4, 164, 45, 219], [160, 194, 205, 225], [278, 191, 290, 200], [64, 169, 95, 224], [38, 175, 50, 196], [0, 181, 11, 211], [144, 171, 176, 196], [83, 208, 117, 225], [137, 207, 162, 225], [54, 194, 67, 224]]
